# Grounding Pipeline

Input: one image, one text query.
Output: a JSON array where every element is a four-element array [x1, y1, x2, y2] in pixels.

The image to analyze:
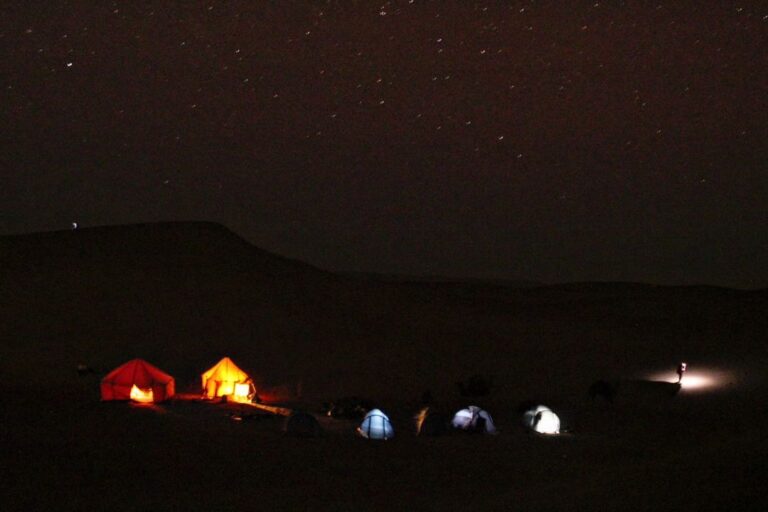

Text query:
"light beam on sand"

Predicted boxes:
[[679, 373, 715, 390], [644, 368, 732, 392]]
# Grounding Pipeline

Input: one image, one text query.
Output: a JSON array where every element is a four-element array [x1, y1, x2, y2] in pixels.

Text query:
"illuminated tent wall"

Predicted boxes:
[[451, 405, 497, 434], [201, 356, 254, 402], [522, 405, 561, 434], [358, 409, 394, 440], [101, 358, 175, 402]]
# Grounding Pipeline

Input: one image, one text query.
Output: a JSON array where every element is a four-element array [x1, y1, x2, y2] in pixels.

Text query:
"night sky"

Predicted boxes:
[[2, 2, 767, 288]]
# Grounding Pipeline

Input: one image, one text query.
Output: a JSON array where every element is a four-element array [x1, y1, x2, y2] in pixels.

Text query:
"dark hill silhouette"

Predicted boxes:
[[0, 221, 323, 277], [0, 222, 340, 393], [1, 221, 766, 405]]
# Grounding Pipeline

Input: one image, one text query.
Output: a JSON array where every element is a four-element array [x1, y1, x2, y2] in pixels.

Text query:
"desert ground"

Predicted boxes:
[[1, 222, 766, 511]]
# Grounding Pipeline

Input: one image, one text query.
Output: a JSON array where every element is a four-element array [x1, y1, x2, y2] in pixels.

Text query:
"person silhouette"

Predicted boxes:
[[676, 362, 687, 383]]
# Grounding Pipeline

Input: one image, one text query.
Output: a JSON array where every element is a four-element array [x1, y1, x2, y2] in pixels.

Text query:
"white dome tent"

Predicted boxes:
[[358, 409, 395, 440], [523, 405, 561, 434], [451, 405, 497, 434]]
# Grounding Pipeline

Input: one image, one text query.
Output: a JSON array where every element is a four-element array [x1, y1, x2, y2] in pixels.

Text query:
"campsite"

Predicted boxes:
[[1, 222, 766, 510]]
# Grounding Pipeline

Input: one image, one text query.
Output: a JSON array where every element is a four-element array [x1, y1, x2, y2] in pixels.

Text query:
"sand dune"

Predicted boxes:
[[1, 222, 766, 510]]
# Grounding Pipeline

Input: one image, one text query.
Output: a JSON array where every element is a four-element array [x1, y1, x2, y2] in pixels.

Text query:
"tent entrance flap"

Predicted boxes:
[[130, 384, 154, 403], [233, 383, 252, 402]]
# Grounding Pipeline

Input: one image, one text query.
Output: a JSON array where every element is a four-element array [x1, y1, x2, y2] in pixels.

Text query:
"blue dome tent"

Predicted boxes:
[[451, 405, 497, 434], [358, 409, 394, 440]]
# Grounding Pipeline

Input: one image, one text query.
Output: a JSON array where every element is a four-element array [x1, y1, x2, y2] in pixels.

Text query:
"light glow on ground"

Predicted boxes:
[[679, 373, 716, 390], [644, 368, 733, 392]]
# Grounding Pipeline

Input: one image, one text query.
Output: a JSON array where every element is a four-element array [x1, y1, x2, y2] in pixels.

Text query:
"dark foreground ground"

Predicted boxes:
[[2, 384, 765, 511], [2, 223, 767, 511]]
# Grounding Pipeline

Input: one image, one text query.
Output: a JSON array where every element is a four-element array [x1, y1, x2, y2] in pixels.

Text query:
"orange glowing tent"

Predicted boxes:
[[201, 357, 255, 402], [101, 359, 175, 403]]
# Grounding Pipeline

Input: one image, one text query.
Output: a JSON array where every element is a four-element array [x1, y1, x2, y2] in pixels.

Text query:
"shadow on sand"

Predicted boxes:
[[589, 379, 681, 407]]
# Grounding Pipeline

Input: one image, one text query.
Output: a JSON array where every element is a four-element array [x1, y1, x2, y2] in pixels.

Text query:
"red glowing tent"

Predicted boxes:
[[101, 359, 175, 402]]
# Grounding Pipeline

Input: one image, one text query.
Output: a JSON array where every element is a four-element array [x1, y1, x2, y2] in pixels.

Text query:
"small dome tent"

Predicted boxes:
[[358, 409, 394, 440], [523, 405, 561, 434], [101, 359, 175, 403], [201, 357, 255, 403], [451, 405, 497, 434], [284, 412, 322, 438]]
